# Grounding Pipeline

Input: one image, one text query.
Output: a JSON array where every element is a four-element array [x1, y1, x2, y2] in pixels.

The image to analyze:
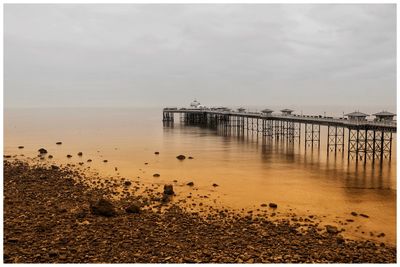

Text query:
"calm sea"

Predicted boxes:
[[4, 107, 397, 244]]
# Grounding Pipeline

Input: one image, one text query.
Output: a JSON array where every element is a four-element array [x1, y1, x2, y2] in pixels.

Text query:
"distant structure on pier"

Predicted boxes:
[[373, 111, 396, 122], [281, 109, 294, 116], [261, 108, 273, 115], [190, 99, 201, 108], [344, 111, 368, 121], [237, 107, 246, 112]]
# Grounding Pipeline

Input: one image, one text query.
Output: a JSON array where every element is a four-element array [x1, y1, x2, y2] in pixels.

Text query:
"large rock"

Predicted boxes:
[[176, 155, 186, 160], [90, 198, 116, 217], [38, 148, 48, 154], [269, 203, 278, 208], [325, 225, 339, 234], [125, 204, 141, 214], [164, 184, 174, 195]]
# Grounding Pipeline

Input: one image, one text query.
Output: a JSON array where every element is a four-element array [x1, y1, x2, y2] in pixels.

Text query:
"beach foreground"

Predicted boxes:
[[3, 159, 396, 263]]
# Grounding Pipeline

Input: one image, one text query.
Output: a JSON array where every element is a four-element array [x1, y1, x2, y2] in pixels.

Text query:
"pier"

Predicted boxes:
[[162, 106, 396, 164]]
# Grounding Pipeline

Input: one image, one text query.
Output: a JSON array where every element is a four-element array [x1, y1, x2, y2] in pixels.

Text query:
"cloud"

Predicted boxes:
[[4, 4, 396, 109]]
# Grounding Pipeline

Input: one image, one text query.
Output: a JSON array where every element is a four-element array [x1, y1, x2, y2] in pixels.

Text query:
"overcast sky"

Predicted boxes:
[[4, 4, 396, 109]]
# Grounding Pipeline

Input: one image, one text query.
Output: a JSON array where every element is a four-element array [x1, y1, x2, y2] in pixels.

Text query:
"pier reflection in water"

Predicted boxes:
[[4, 107, 396, 244]]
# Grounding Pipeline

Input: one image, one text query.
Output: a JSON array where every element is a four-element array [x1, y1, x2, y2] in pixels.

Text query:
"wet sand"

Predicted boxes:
[[3, 158, 396, 263]]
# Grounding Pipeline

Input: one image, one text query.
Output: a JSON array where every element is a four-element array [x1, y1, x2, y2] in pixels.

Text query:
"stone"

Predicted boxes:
[[87, 159, 92, 162], [90, 198, 116, 217], [325, 225, 339, 234], [67, 155, 72, 158], [78, 152, 83, 156], [212, 183, 219, 187], [188, 156, 194, 159], [153, 173, 160, 177], [76, 210, 87, 219], [261, 204, 268, 207], [103, 160, 108, 163], [48, 155, 53, 159], [269, 203, 278, 208], [161, 194, 171, 203], [51, 165, 59, 170], [48, 250, 58, 257], [125, 204, 141, 214], [18, 146, 24, 149], [336, 235, 345, 244], [187, 182, 194, 186], [155, 152, 160, 154], [360, 214, 369, 218], [351, 211, 358, 216], [38, 148, 48, 154], [163, 184, 174, 195], [124, 181, 132, 186], [176, 155, 186, 160], [56, 142, 62, 145]]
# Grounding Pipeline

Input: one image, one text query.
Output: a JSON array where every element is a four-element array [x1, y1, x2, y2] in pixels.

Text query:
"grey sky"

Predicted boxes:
[[4, 4, 396, 109]]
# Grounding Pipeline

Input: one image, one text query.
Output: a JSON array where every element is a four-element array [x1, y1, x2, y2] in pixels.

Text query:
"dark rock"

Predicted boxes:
[[56, 142, 62, 145], [163, 184, 174, 195], [187, 182, 194, 186], [38, 148, 48, 154], [51, 165, 59, 170], [336, 235, 345, 244], [325, 225, 339, 234], [18, 146, 24, 149], [48, 155, 53, 159], [90, 198, 116, 217], [261, 204, 268, 207], [188, 156, 194, 159], [161, 194, 171, 203], [351, 211, 358, 216], [48, 250, 58, 257], [124, 181, 132, 186], [125, 204, 141, 214], [377, 233, 385, 238], [212, 183, 219, 187], [153, 173, 160, 177], [76, 210, 87, 219], [360, 214, 369, 218], [176, 155, 186, 160], [155, 152, 159, 155], [77, 152, 83, 156], [103, 160, 108, 163], [7, 238, 19, 243], [269, 203, 278, 208], [67, 155, 72, 158], [4, 155, 11, 158], [87, 159, 92, 162]]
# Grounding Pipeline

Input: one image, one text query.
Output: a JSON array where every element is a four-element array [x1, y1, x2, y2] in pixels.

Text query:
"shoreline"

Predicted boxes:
[[3, 159, 397, 263]]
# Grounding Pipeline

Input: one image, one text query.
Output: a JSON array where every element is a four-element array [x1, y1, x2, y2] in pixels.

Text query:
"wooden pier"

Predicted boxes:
[[162, 108, 396, 164]]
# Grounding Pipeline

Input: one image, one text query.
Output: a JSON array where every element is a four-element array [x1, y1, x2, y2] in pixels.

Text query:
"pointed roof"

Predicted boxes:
[[261, 108, 273, 113], [372, 111, 396, 116], [344, 111, 368, 117]]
